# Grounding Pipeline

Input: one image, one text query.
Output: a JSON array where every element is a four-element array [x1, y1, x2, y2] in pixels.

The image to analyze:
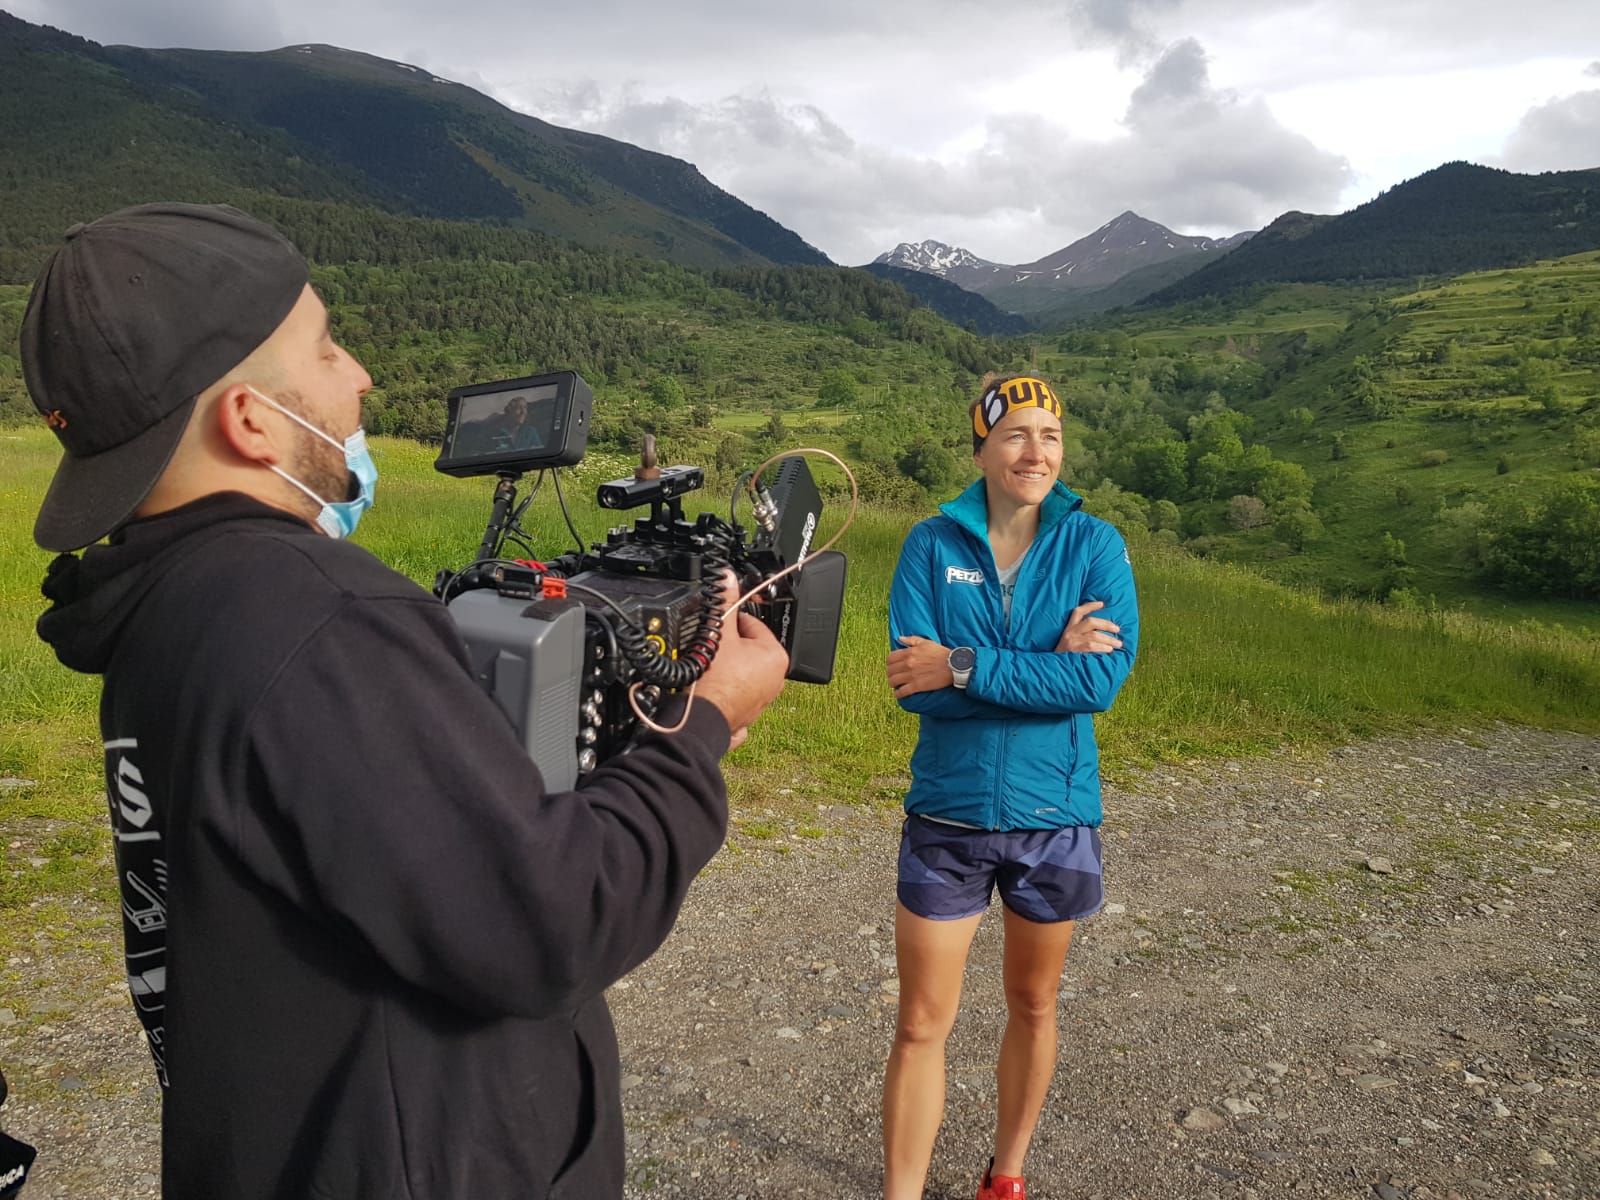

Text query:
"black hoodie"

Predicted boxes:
[[37, 493, 731, 1199]]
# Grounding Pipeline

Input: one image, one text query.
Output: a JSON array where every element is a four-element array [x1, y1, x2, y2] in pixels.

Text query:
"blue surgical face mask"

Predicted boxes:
[[249, 386, 378, 539]]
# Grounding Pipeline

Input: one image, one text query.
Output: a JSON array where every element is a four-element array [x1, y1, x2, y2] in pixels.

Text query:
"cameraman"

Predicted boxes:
[[24, 203, 788, 1199]]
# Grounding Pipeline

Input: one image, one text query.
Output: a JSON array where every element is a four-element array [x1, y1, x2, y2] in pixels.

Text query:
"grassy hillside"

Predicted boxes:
[[1033, 255, 1600, 627], [1151, 162, 1600, 303], [5, 426, 1597, 948]]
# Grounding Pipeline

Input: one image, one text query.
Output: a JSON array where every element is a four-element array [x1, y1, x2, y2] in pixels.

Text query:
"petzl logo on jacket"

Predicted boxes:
[[945, 566, 984, 586]]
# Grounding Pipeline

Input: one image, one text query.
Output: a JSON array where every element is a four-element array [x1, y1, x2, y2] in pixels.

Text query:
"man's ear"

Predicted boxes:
[[212, 384, 287, 466]]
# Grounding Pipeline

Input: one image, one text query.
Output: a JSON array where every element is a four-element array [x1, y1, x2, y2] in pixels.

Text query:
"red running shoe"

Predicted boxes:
[[977, 1157, 1025, 1200]]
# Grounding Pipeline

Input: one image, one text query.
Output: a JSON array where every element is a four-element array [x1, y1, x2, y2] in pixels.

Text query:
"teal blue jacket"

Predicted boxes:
[[888, 479, 1139, 830]]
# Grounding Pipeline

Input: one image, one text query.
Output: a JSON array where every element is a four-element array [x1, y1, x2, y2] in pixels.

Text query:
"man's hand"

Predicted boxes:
[[695, 574, 789, 750], [1055, 600, 1122, 654], [886, 635, 954, 699]]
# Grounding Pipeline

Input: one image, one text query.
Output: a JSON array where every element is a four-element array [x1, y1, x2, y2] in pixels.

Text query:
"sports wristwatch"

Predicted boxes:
[[947, 645, 976, 689]]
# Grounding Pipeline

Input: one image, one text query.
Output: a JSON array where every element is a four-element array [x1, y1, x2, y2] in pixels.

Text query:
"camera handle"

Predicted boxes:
[[476, 471, 524, 563]]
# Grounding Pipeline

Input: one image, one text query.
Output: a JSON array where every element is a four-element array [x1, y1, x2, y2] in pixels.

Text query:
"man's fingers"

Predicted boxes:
[[733, 609, 775, 641], [1070, 600, 1106, 621], [898, 635, 925, 646]]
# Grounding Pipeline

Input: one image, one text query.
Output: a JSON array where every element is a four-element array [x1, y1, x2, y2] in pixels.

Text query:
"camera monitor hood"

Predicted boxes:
[[435, 370, 592, 477]]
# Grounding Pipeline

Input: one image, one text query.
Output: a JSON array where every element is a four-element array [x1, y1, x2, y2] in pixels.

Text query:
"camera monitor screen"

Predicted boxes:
[[435, 371, 592, 476]]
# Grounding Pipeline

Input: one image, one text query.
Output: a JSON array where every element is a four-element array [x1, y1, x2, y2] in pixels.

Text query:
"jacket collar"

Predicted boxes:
[[938, 477, 1082, 541]]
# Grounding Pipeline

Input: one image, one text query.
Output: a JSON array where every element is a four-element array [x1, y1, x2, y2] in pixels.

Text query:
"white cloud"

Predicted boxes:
[[1499, 90, 1600, 173], [1067, 0, 1185, 64], [532, 38, 1349, 263]]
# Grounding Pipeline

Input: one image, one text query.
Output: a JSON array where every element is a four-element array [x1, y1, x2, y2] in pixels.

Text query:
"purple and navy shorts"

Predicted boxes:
[[897, 814, 1104, 924]]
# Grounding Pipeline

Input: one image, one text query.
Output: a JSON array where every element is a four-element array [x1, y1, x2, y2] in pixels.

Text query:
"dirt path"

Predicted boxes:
[[3, 725, 1597, 1199]]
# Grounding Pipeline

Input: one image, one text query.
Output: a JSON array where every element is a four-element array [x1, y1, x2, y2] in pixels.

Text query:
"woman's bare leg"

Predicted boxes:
[[992, 907, 1075, 1177], [883, 902, 983, 1200]]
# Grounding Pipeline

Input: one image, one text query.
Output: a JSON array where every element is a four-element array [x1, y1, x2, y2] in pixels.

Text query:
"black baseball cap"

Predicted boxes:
[[21, 202, 310, 552]]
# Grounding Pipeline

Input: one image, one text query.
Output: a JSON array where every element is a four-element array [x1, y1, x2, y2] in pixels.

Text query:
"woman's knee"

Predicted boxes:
[[894, 1002, 960, 1047], [1002, 983, 1060, 1025]]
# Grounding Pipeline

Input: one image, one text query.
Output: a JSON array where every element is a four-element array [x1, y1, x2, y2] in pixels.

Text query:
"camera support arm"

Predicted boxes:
[[476, 471, 524, 563]]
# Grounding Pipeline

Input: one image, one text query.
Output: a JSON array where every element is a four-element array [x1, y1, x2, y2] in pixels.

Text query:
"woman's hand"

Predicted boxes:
[[1055, 600, 1122, 653], [886, 635, 954, 698]]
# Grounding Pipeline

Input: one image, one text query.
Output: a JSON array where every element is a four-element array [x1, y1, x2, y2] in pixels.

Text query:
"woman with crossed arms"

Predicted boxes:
[[883, 374, 1139, 1200]]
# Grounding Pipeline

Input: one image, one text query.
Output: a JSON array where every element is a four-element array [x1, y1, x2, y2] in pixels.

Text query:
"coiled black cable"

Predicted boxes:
[[611, 550, 730, 688]]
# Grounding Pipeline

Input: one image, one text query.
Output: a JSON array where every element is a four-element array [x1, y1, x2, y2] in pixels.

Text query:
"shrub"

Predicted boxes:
[[896, 438, 959, 493], [1253, 459, 1313, 509], [1148, 498, 1182, 532], [817, 369, 860, 408], [1418, 449, 1450, 468], [1480, 477, 1600, 599], [1574, 426, 1600, 468], [1387, 587, 1431, 610], [1080, 481, 1150, 535], [1227, 494, 1270, 530], [1274, 505, 1324, 552]]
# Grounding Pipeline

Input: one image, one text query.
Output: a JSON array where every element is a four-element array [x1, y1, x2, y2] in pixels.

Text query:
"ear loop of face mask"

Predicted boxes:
[[247, 386, 378, 539]]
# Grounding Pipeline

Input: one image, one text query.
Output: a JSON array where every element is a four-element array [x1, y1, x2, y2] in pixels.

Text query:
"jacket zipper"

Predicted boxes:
[[993, 717, 1007, 830], [971, 526, 1007, 831]]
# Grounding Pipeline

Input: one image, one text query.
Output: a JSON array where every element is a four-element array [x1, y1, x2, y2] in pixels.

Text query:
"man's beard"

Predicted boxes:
[[286, 410, 356, 506]]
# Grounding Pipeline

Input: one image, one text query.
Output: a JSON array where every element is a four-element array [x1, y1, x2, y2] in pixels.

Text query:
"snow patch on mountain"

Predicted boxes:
[[872, 240, 999, 276]]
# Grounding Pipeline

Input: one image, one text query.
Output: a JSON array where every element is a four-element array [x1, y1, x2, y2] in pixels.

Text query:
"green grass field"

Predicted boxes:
[[5, 424, 1599, 973]]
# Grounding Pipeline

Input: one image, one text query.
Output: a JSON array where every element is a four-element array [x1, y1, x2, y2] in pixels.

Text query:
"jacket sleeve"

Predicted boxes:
[[240, 594, 730, 1021], [966, 524, 1139, 715], [888, 520, 1015, 720]]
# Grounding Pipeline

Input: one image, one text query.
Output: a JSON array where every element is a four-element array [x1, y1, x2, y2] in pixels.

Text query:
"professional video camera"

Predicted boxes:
[[432, 370, 849, 790]]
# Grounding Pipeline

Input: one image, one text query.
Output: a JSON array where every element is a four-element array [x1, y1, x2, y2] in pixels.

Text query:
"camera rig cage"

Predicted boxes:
[[432, 370, 849, 790]]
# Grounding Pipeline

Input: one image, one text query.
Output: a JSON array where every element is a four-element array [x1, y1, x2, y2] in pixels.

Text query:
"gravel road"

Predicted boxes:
[[3, 724, 1596, 1199]]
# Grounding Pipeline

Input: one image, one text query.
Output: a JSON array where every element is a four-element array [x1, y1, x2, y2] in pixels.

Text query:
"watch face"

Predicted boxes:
[[949, 646, 976, 672]]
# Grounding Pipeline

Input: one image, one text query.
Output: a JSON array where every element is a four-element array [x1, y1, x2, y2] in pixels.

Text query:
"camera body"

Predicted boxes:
[[434, 371, 847, 789]]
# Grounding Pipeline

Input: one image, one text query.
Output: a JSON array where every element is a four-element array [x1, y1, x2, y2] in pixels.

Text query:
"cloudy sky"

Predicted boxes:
[[12, 0, 1600, 264]]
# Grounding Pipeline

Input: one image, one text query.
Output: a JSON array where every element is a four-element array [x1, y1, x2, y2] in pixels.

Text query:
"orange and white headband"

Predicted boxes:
[[973, 376, 1063, 440]]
